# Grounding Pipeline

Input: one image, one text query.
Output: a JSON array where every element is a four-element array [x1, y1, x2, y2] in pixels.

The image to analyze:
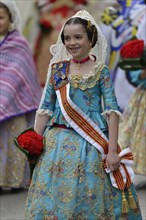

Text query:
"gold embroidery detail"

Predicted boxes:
[[61, 75, 66, 79], [58, 183, 74, 203], [69, 63, 105, 90], [51, 61, 69, 90]]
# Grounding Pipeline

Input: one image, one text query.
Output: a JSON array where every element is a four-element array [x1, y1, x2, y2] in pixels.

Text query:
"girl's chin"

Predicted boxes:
[[70, 53, 80, 58]]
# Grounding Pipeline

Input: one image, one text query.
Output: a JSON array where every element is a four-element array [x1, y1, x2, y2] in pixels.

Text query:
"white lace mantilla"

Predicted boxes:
[[39, 10, 108, 109]]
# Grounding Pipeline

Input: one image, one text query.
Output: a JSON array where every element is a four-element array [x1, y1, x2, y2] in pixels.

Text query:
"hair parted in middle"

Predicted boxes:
[[61, 17, 98, 48]]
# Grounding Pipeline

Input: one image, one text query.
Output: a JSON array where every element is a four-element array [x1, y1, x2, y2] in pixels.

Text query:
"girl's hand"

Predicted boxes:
[[106, 151, 120, 172]]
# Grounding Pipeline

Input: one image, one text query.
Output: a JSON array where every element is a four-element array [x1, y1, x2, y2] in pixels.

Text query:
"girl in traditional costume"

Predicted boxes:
[[26, 10, 142, 219], [0, 0, 41, 190]]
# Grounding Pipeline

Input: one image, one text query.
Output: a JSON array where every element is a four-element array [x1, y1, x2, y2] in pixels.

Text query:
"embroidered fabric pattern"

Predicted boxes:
[[26, 127, 116, 219], [26, 127, 141, 219], [69, 62, 104, 90]]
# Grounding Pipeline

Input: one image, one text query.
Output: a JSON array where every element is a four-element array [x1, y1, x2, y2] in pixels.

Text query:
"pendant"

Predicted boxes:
[[77, 63, 81, 70]]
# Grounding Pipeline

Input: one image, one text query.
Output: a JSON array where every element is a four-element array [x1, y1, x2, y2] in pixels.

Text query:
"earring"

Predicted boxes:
[[89, 43, 92, 51], [8, 23, 14, 32]]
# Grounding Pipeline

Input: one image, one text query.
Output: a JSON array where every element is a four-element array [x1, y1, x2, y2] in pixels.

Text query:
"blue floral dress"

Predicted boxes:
[[26, 62, 142, 220]]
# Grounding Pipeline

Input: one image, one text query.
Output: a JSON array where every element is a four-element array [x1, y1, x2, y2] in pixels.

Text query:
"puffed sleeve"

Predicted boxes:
[[100, 66, 122, 121], [36, 74, 56, 117]]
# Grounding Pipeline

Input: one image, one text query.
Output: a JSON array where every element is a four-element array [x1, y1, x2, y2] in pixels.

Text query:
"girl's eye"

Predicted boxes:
[[76, 36, 82, 39], [64, 37, 70, 41]]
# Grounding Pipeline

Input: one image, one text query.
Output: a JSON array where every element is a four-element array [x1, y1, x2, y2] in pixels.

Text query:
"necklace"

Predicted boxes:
[[72, 56, 90, 70]]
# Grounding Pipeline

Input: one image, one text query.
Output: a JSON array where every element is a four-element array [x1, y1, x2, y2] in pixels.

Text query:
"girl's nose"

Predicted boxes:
[[70, 39, 76, 45]]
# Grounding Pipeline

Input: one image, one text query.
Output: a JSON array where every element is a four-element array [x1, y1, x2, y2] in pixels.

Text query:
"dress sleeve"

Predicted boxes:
[[100, 66, 122, 121], [36, 75, 56, 117], [129, 70, 142, 86]]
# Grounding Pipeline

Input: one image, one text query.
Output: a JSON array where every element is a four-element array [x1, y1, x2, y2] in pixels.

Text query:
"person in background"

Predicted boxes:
[[25, 10, 142, 219], [118, 17, 146, 189], [0, 0, 41, 191], [100, 0, 145, 112]]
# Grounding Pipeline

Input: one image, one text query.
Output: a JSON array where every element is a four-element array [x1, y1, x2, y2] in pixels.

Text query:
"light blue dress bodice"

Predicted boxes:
[[39, 65, 121, 132]]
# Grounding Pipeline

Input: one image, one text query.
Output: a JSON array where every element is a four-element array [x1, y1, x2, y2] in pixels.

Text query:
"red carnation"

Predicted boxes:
[[120, 39, 144, 59], [119, 39, 146, 70], [14, 127, 44, 179], [17, 130, 43, 156]]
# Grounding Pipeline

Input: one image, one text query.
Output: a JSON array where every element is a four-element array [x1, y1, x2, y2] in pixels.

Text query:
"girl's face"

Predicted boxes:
[[63, 24, 91, 60], [0, 7, 11, 36]]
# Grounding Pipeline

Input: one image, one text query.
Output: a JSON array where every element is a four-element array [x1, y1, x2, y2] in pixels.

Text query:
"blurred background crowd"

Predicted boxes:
[[0, 0, 145, 191]]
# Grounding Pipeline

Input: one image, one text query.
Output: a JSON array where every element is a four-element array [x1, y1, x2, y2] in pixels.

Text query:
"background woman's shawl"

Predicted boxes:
[[0, 30, 42, 122]]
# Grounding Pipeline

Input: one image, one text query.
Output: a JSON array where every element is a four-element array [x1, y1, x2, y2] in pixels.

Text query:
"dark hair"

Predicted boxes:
[[0, 2, 12, 22], [61, 17, 98, 48]]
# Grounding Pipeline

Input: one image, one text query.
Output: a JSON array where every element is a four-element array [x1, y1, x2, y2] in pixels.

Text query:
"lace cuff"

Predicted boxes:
[[101, 110, 123, 122], [36, 109, 53, 117]]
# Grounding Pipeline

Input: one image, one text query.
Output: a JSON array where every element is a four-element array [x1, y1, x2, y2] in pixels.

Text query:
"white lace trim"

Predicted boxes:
[[36, 109, 53, 117], [69, 62, 105, 90], [101, 110, 123, 122], [70, 61, 103, 81]]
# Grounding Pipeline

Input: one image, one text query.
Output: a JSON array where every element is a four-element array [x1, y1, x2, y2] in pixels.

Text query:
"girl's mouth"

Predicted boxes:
[[69, 47, 80, 52]]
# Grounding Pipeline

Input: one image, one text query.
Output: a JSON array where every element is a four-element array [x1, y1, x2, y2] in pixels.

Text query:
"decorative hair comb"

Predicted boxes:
[[87, 20, 91, 30]]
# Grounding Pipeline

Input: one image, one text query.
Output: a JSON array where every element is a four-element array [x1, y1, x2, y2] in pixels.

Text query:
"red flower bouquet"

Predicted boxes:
[[14, 127, 44, 178], [118, 39, 146, 70]]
